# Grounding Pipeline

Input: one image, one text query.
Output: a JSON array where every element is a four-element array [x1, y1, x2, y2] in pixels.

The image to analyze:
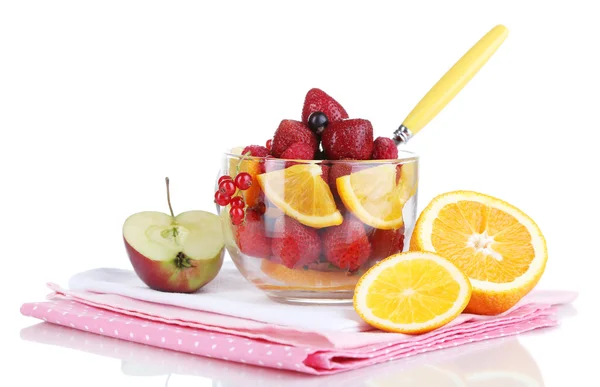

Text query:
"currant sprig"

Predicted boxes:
[[214, 152, 255, 225]]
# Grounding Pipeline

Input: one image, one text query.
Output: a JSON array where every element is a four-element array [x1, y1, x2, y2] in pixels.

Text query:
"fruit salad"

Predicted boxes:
[[216, 88, 418, 303]]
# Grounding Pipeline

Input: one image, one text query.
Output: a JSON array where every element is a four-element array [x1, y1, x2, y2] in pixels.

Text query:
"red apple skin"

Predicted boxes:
[[124, 237, 224, 293]]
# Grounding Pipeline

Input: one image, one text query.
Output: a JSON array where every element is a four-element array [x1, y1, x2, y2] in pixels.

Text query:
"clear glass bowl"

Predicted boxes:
[[217, 151, 419, 304]]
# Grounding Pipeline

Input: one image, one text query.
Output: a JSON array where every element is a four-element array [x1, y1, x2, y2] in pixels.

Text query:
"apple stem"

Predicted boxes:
[[165, 177, 175, 218]]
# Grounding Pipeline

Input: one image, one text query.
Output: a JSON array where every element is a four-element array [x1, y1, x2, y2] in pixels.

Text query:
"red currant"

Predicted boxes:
[[230, 196, 245, 209], [214, 191, 231, 206], [234, 172, 253, 190], [230, 207, 245, 225], [218, 175, 233, 185], [266, 139, 273, 152], [219, 179, 237, 196]]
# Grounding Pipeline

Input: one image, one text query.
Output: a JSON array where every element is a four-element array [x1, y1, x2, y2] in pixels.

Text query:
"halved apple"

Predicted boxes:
[[123, 209, 224, 293], [123, 178, 225, 293]]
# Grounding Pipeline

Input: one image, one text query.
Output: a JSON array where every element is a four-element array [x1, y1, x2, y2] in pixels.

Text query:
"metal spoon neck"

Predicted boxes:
[[393, 125, 413, 146]]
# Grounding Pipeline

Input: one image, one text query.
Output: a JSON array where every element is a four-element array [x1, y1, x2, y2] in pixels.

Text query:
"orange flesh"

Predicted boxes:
[[431, 201, 534, 283], [365, 258, 461, 324]]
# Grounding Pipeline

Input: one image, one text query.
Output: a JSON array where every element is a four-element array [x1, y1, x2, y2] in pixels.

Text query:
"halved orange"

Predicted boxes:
[[410, 191, 548, 315], [257, 163, 343, 228], [354, 251, 472, 334], [337, 164, 417, 230]]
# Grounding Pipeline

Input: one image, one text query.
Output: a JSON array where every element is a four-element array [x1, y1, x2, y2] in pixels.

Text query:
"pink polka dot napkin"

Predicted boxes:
[[20, 262, 577, 375]]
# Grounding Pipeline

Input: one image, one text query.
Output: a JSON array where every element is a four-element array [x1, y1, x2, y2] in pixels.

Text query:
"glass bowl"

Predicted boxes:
[[216, 151, 419, 304]]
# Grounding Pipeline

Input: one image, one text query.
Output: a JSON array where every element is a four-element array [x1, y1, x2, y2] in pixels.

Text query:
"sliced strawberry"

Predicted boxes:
[[322, 216, 371, 271], [301, 88, 349, 124], [271, 216, 321, 269], [234, 209, 271, 258], [321, 119, 374, 160], [271, 120, 318, 158]]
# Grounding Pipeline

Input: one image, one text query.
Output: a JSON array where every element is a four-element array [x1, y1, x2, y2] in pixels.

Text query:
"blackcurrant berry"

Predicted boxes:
[[307, 112, 329, 135]]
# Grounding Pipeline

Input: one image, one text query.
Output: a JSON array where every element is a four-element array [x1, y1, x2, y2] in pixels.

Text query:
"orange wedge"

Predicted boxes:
[[410, 191, 548, 315], [258, 260, 357, 291], [354, 251, 472, 334], [337, 164, 417, 230], [257, 163, 343, 228]]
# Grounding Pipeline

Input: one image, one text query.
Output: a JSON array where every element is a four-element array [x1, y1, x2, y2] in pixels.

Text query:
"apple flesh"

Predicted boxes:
[[123, 210, 225, 293]]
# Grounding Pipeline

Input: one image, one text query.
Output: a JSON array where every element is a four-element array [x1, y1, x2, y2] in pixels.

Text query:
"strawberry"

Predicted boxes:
[[322, 216, 371, 271], [280, 142, 315, 160], [242, 145, 270, 158], [271, 120, 318, 158], [271, 216, 321, 268], [327, 162, 353, 199], [301, 88, 349, 124], [234, 209, 272, 258], [368, 226, 405, 261], [320, 164, 330, 184], [371, 137, 398, 160], [321, 119, 374, 160]]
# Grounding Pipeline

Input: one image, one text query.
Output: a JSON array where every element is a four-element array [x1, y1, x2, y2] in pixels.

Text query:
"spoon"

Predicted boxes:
[[393, 24, 509, 145]]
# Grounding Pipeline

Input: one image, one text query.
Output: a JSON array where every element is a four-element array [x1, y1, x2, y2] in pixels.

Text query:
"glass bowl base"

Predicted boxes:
[[263, 289, 354, 305]]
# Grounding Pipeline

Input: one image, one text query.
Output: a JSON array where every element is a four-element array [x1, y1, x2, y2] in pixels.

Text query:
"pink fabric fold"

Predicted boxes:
[[20, 283, 576, 375]]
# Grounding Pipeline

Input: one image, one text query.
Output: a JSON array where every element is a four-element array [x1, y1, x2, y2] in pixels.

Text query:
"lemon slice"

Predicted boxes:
[[337, 164, 412, 230], [354, 251, 472, 334], [410, 190, 548, 315], [257, 163, 343, 228]]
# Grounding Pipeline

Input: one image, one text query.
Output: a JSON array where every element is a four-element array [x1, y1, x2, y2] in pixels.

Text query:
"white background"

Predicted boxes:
[[1, 1, 599, 385]]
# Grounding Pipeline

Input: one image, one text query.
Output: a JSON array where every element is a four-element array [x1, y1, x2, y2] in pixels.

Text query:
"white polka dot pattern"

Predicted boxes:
[[19, 299, 562, 375]]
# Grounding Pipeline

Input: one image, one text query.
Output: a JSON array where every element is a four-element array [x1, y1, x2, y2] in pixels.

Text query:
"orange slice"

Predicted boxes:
[[257, 163, 343, 228], [258, 260, 357, 291], [354, 251, 472, 334], [337, 164, 417, 230], [410, 191, 548, 315]]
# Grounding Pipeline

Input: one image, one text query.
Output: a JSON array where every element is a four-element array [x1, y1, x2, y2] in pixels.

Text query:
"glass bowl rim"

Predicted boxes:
[[222, 149, 419, 164]]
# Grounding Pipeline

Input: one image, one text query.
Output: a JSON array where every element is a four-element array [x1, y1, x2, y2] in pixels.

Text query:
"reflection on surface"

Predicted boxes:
[[21, 322, 546, 387]]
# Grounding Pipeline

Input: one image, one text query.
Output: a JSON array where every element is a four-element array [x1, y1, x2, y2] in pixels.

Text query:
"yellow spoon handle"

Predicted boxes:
[[397, 24, 509, 142]]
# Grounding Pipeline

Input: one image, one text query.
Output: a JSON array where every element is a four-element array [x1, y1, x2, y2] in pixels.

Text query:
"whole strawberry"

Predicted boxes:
[[234, 209, 271, 258], [271, 216, 321, 268], [368, 226, 405, 261], [321, 119, 374, 160], [280, 142, 315, 160], [327, 162, 353, 200], [301, 88, 349, 124], [271, 120, 318, 158], [372, 137, 398, 160], [242, 145, 270, 158], [322, 216, 371, 271]]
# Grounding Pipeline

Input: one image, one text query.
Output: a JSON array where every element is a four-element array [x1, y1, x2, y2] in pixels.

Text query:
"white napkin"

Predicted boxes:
[[68, 260, 367, 332]]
